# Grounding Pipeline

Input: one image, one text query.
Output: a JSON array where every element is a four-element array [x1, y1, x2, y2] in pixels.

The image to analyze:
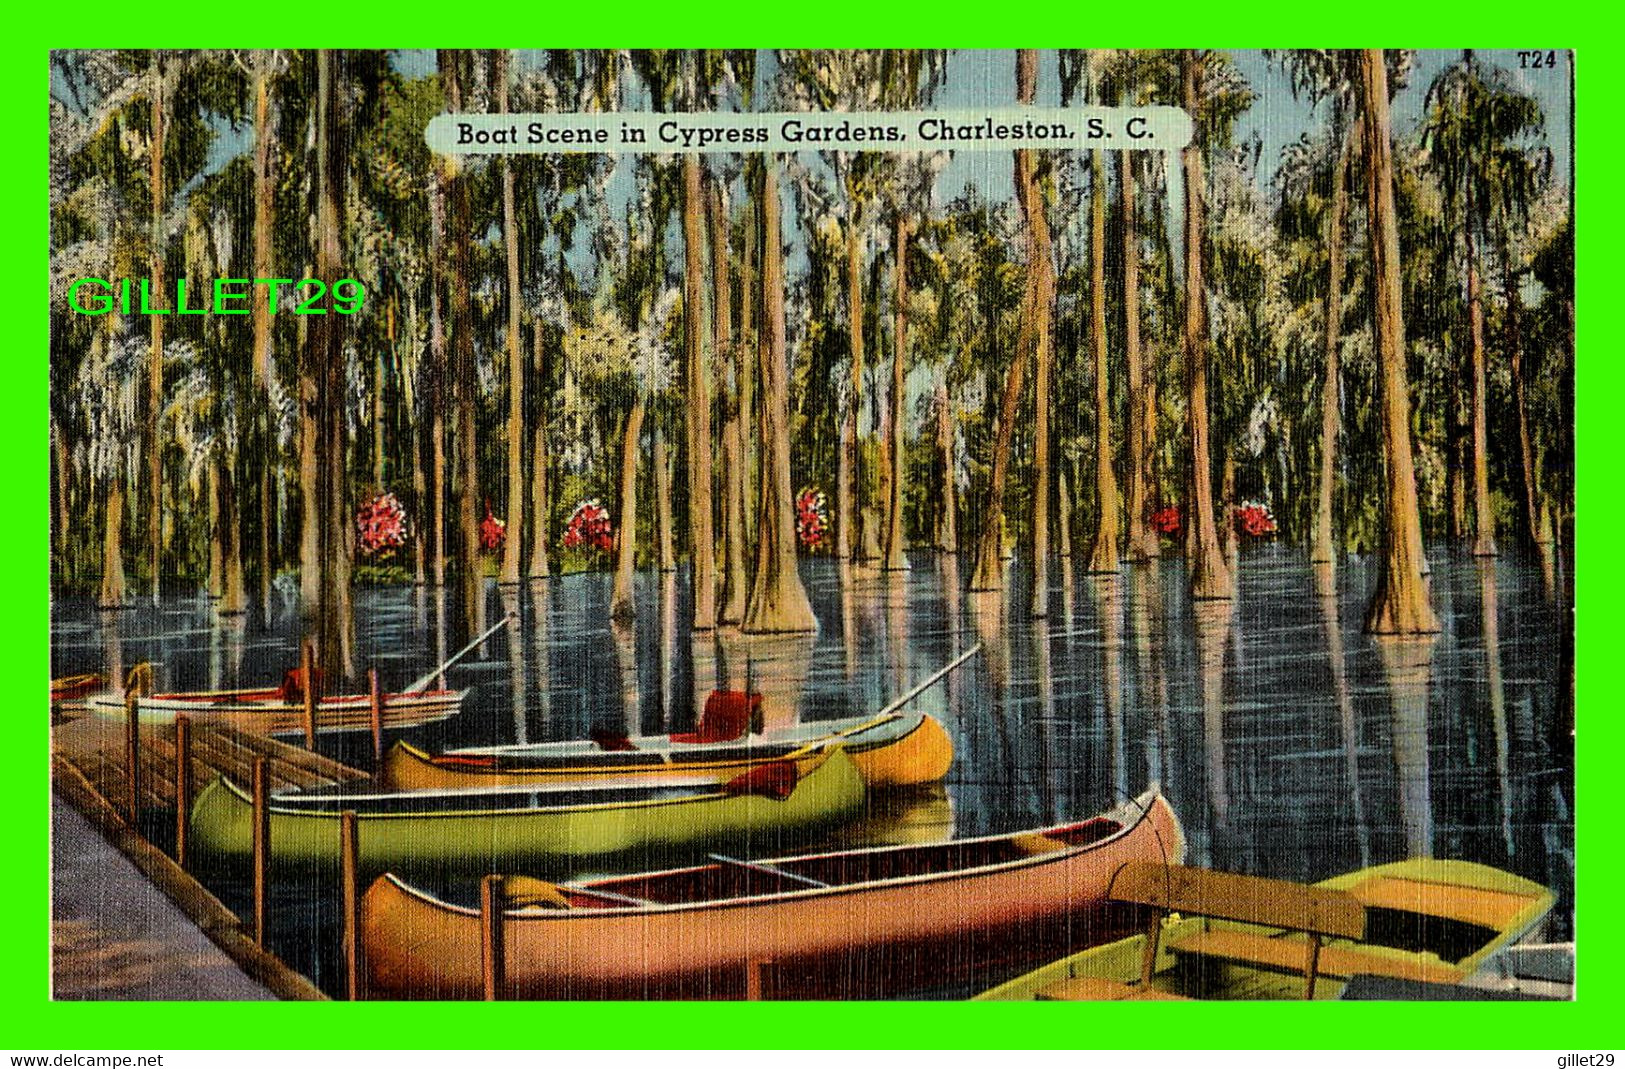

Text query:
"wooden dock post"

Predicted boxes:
[[123, 689, 141, 829], [480, 874, 506, 1001], [252, 756, 270, 948], [340, 810, 363, 1001], [368, 668, 383, 768], [301, 642, 317, 751], [174, 714, 193, 868], [747, 958, 777, 1001]]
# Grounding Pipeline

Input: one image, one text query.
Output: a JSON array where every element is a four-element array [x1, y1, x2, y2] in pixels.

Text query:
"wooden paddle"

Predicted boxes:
[[779, 643, 983, 761], [403, 613, 516, 694]]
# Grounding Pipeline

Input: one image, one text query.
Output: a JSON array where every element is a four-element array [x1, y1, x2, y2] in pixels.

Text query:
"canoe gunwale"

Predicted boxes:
[[443, 709, 925, 761], [206, 748, 853, 821], [375, 786, 1179, 921]]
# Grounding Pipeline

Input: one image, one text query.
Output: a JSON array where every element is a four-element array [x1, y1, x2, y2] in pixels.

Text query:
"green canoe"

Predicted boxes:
[[187, 747, 866, 877]]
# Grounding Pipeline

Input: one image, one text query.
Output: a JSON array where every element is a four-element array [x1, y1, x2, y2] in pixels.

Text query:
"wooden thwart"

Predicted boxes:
[[1169, 928, 1466, 986], [1108, 861, 1368, 1000], [1345, 876, 1535, 930]]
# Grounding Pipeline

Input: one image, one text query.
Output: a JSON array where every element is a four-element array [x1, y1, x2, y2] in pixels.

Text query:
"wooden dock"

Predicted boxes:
[[53, 710, 366, 810], [51, 707, 369, 1001]]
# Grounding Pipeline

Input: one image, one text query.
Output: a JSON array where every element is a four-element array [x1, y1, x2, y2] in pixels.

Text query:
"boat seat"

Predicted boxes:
[[1010, 833, 1068, 856], [1107, 862, 1369, 1000], [1344, 876, 1536, 930], [1167, 928, 1465, 986], [1034, 977, 1191, 1001]]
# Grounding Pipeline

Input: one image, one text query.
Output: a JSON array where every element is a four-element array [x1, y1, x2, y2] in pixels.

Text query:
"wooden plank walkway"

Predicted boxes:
[[50, 709, 367, 1001], [52, 710, 367, 811]]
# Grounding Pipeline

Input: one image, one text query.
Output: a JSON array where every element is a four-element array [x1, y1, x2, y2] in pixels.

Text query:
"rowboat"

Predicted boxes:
[[188, 746, 866, 877], [974, 858, 1555, 1001], [89, 614, 509, 737], [87, 686, 465, 736], [360, 786, 1183, 999], [380, 709, 954, 791], [51, 673, 106, 702]]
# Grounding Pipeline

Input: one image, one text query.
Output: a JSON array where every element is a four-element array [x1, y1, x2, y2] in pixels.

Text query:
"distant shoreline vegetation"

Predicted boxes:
[[66, 277, 366, 316]]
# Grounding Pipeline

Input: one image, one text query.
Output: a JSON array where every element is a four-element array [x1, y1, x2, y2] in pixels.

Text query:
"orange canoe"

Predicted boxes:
[[361, 786, 1183, 999], [379, 711, 954, 791]]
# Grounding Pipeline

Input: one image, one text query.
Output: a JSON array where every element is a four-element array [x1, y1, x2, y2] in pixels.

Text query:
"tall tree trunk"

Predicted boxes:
[[682, 155, 716, 630], [373, 301, 388, 490], [1085, 147, 1120, 575], [53, 421, 70, 581], [610, 400, 645, 622], [1447, 364, 1468, 543], [1360, 48, 1439, 635], [742, 156, 817, 633], [252, 50, 276, 618], [883, 212, 910, 571], [1466, 224, 1496, 557], [653, 426, 675, 572], [1181, 50, 1233, 601], [99, 479, 126, 609], [298, 368, 320, 608], [1312, 128, 1353, 565], [934, 379, 957, 553], [712, 178, 747, 622], [497, 49, 525, 586], [427, 180, 448, 588], [1057, 467, 1073, 558], [841, 218, 865, 563], [411, 386, 428, 585], [209, 457, 223, 599], [219, 452, 247, 614], [441, 49, 484, 642], [1506, 269, 1543, 549], [528, 316, 551, 579], [1027, 51, 1056, 616], [972, 49, 1040, 594], [1122, 151, 1158, 562], [739, 202, 758, 551], [312, 48, 355, 679], [146, 53, 166, 602], [970, 267, 1036, 591]]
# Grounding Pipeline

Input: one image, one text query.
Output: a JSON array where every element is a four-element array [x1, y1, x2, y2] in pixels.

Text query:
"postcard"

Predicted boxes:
[[47, 48, 1573, 1009]]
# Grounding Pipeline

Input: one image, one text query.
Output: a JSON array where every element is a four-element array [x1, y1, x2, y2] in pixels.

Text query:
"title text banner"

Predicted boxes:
[[426, 108, 1192, 154]]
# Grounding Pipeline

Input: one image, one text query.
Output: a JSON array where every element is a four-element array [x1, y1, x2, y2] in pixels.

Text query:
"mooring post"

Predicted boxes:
[[480, 874, 506, 1001], [368, 668, 383, 769], [123, 688, 141, 829], [301, 642, 317, 750], [340, 809, 363, 1001], [174, 714, 193, 868], [747, 958, 777, 1001], [252, 756, 270, 948]]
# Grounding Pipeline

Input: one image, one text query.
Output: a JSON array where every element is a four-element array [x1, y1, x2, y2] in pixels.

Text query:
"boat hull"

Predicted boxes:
[[974, 857, 1556, 1001], [380, 712, 953, 791], [87, 688, 464, 736], [188, 748, 867, 877], [360, 789, 1183, 999]]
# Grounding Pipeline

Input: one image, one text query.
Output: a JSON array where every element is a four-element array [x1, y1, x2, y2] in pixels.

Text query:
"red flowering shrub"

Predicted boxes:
[[1235, 501, 1277, 538], [796, 488, 829, 550], [563, 500, 614, 553], [357, 493, 408, 558], [480, 503, 507, 552], [1151, 505, 1182, 536]]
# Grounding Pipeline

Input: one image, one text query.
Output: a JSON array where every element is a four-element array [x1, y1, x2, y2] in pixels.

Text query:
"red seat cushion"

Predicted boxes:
[[671, 690, 762, 744], [720, 760, 798, 800]]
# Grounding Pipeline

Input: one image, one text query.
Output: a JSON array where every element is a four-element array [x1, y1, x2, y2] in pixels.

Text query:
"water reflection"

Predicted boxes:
[[1373, 631, 1438, 860], [51, 547, 1574, 943], [1314, 562, 1370, 867]]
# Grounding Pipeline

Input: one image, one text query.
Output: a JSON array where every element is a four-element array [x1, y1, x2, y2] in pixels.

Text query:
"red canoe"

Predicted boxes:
[[362, 786, 1184, 999]]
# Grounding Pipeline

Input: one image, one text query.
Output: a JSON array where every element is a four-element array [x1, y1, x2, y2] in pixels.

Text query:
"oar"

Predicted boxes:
[[403, 613, 516, 694], [781, 643, 983, 760]]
